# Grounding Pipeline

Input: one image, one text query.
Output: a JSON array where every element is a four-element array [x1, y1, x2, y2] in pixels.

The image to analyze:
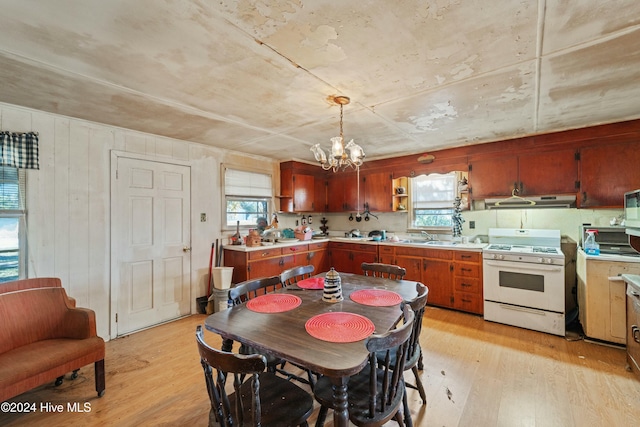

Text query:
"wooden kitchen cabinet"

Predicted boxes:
[[363, 171, 393, 212], [392, 176, 408, 212], [579, 141, 640, 208], [396, 246, 454, 309], [307, 242, 330, 274], [469, 149, 578, 198], [280, 171, 315, 212], [378, 245, 395, 264], [577, 250, 640, 344], [452, 251, 483, 314], [326, 171, 361, 212], [328, 241, 377, 274], [224, 244, 312, 283]]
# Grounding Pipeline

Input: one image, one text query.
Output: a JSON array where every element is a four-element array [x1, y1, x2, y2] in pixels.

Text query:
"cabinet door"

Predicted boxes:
[[422, 258, 454, 308], [352, 251, 377, 274], [580, 142, 640, 207], [314, 177, 327, 212], [469, 156, 518, 198], [248, 257, 284, 280], [364, 172, 392, 212], [518, 149, 578, 195], [308, 249, 329, 274], [396, 256, 422, 282], [329, 248, 355, 273], [327, 172, 360, 212], [293, 174, 315, 212]]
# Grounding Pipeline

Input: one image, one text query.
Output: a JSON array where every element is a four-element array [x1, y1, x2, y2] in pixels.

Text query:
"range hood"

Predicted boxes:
[[484, 194, 576, 209]]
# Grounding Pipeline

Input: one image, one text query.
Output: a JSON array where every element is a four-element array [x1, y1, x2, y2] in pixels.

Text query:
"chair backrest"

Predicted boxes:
[[228, 276, 282, 306], [360, 304, 415, 423], [196, 325, 267, 426], [279, 264, 314, 287], [361, 262, 407, 280], [406, 283, 428, 368]]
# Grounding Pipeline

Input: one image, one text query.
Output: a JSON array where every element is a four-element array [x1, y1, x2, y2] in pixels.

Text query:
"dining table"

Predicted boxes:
[[204, 271, 421, 427]]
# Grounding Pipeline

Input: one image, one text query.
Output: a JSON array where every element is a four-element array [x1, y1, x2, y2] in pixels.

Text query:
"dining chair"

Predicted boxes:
[[280, 264, 315, 287], [196, 325, 314, 427], [361, 262, 407, 280], [228, 276, 282, 305], [376, 282, 428, 427], [313, 304, 415, 427]]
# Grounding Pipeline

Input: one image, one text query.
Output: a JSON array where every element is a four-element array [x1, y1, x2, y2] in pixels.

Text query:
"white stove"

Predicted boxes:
[[483, 228, 566, 336]]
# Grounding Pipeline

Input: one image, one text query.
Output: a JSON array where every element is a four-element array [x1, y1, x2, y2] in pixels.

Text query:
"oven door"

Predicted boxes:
[[483, 259, 564, 313]]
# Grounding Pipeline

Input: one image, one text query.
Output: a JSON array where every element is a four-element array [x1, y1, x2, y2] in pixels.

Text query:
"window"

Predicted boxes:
[[0, 166, 26, 282], [410, 172, 457, 231], [224, 168, 272, 228]]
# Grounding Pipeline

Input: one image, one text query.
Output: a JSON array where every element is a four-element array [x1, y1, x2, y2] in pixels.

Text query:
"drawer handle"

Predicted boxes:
[[461, 255, 472, 259], [461, 283, 472, 287], [461, 268, 473, 272], [633, 325, 640, 344], [261, 252, 269, 257]]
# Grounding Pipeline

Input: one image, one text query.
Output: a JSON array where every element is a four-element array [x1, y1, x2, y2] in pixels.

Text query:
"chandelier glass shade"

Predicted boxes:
[[311, 96, 365, 172]]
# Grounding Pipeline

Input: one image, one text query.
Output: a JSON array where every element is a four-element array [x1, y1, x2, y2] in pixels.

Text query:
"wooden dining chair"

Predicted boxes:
[[196, 325, 314, 427], [361, 262, 407, 280], [228, 276, 282, 305], [313, 304, 415, 427], [376, 282, 428, 427], [280, 264, 315, 287]]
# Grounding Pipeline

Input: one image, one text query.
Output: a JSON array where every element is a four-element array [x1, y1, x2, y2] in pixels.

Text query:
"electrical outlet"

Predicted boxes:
[[469, 220, 475, 229], [200, 213, 207, 222]]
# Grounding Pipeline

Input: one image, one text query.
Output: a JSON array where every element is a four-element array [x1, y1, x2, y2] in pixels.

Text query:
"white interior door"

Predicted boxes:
[[112, 155, 191, 336]]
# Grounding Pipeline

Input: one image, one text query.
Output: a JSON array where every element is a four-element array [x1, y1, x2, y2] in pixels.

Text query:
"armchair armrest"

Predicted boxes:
[[61, 307, 98, 339]]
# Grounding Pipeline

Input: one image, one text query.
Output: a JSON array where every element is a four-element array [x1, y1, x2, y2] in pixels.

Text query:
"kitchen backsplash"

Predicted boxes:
[[277, 208, 624, 244]]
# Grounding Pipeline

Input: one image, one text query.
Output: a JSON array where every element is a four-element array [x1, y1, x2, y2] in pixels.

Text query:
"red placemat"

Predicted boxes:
[[350, 289, 403, 307], [246, 294, 302, 313], [305, 312, 375, 343], [296, 277, 324, 289]]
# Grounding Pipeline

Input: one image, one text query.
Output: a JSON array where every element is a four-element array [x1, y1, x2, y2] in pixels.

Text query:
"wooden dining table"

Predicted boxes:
[[204, 272, 421, 427]]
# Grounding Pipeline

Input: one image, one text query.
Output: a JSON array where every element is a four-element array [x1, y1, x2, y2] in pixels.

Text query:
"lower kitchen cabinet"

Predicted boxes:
[[396, 247, 454, 309], [307, 242, 330, 275], [224, 243, 314, 283], [452, 251, 483, 314], [577, 250, 640, 344], [328, 242, 377, 274], [390, 245, 483, 314]]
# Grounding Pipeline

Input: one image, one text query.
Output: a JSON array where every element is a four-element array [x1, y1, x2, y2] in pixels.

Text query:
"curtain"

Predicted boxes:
[[0, 132, 39, 170]]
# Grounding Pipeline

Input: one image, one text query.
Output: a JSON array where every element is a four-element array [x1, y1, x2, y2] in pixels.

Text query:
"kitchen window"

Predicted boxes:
[[409, 172, 457, 232], [223, 167, 272, 229], [0, 166, 26, 282]]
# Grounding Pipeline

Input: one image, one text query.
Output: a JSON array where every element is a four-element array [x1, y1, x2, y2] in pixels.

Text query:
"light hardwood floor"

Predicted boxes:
[[2, 307, 639, 427]]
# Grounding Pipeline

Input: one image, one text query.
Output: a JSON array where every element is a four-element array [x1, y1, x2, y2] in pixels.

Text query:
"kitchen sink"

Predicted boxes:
[[423, 241, 457, 246]]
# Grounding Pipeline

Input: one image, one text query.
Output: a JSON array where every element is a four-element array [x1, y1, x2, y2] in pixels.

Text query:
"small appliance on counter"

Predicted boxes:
[[580, 225, 638, 257]]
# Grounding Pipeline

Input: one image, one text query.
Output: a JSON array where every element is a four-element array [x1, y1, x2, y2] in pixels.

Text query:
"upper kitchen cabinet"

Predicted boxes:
[[469, 148, 578, 199], [363, 171, 393, 212], [280, 161, 325, 213], [579, 141, 640, 208], [327, 171, 360, 212]]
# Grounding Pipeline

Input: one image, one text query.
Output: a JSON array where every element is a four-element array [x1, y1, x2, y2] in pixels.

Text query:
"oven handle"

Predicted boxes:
[[484, 261, 563, 273], [498, 303, 548, 316]]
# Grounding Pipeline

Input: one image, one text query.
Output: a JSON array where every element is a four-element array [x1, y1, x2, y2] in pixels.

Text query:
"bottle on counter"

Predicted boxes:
[[584, 229, 600, 255]]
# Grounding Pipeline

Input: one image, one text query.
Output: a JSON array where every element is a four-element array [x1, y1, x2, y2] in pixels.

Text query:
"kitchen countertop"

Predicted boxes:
[[223, 237, 486, 252], [578, 248, 640, 263], [622, 274, 640, 292]]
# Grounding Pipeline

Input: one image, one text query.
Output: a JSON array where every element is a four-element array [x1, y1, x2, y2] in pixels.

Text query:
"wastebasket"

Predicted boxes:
[[212, 267, 234, 290], [209, 288, 230, 313]]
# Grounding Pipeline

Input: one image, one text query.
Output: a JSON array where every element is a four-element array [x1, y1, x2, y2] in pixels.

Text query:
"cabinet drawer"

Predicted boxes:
[[379, 246, 395, 255], [454, 277, 482, 294], [453, 292, 483, 314], [454, 263, 480, 278], [248, 248, 282, 260], [309, 242, 328, 251], [282, 244, 309, 254], [330, 242, 377, 253], [454, 251, 480, 263]]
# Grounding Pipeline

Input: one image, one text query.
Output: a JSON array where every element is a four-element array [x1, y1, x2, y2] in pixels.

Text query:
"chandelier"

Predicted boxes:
[[310, 96, 365, 172]]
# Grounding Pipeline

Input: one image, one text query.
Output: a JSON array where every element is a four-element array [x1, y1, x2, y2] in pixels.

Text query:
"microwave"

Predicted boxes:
[[624, 189, 640, 229]]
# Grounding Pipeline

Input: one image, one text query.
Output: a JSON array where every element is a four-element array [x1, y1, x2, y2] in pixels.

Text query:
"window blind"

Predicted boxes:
[[412, 172, 457, 209], [224, 168, 272, 198], [0, 167, 25, 211]]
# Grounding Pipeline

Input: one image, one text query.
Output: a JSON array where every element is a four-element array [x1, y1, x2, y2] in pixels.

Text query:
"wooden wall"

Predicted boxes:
[[0, 102, 277, 340]]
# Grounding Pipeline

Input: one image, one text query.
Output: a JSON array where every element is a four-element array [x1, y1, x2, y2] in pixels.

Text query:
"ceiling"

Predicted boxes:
[[1, 1, 639, 163]]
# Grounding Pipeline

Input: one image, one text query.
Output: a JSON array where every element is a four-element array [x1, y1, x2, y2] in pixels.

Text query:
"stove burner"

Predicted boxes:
[[533, 247, 559, 254], [487, 244, 511, 251]]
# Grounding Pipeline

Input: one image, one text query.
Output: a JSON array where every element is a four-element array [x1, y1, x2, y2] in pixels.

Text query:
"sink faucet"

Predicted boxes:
[[421, 231, 436, 241]]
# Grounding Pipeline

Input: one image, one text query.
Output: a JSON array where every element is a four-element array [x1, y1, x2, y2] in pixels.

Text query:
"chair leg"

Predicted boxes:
[[315, 406, 328, 427], [95, 359, 106, 397], [71, 369, 79, 379], [411, 366, 427, 405], [403, 389, 413, 427], [55, 376, 64, 386], [417, 349, 424, 371]]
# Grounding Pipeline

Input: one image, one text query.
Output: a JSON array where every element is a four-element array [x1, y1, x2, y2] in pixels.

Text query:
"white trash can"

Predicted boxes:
[[212, 267, 234, 290]]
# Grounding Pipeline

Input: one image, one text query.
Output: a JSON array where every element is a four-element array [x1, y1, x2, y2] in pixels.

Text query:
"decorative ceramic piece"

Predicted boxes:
[[323, 268, 343, 303]]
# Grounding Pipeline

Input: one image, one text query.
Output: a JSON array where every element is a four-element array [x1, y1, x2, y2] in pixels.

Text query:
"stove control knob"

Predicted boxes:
[[537, 257, 544, 264], [546, 258, 554, 264]]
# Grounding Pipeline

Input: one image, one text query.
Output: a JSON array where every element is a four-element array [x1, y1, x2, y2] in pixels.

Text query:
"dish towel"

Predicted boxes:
[[452, 196, 465, 237]]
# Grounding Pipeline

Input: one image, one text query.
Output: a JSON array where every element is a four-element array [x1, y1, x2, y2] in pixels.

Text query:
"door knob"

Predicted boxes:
[[183, 246, 191, 252]]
